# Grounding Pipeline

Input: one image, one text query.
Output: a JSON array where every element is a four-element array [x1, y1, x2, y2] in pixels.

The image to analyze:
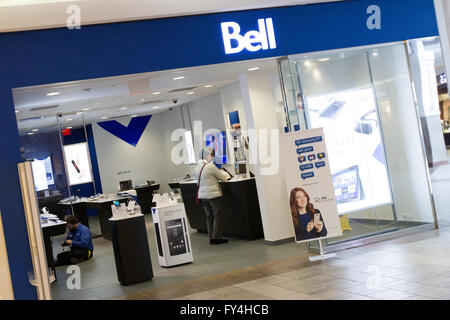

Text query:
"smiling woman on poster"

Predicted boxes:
[[290, 187, 327, 241]]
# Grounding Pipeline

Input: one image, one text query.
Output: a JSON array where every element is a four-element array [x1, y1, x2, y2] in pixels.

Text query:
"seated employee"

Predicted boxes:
[[55, 216, 94, 266]]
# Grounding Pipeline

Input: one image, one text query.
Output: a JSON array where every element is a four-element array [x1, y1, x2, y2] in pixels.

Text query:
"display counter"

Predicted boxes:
[[38, 194, 64, 219], [134, 183, 160, 214], [58, 195, 130, 240], [179, 177, 264, 240], [41, 219, 67, 278]]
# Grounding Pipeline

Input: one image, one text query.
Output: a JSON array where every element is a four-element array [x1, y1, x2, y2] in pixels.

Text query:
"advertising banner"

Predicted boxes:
[[280, 128, 342, 244], [63, 142, 94, 186]]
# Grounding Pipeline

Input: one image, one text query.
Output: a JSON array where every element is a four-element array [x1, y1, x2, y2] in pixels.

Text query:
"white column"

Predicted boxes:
[[238, 66, 294, 242]]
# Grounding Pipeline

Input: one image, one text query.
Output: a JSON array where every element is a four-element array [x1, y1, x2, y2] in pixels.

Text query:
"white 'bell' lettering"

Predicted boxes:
[[221, 18, 276, 54]]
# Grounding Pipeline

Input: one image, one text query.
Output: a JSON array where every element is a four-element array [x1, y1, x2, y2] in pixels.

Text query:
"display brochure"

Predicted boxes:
[[280, 127, 342, 244]]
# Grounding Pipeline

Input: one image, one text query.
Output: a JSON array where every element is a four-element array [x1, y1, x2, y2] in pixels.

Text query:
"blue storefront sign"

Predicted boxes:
[[0, 0, 439, 299]]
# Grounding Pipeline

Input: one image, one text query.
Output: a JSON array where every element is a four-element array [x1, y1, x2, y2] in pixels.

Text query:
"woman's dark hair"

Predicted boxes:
[[65, 215, 79, 225], [289, 187, 315, 227]]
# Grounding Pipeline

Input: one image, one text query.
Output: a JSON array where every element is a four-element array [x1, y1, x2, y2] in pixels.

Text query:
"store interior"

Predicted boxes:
[[13, 38, 446, 299], [14, 57, 305, 299]]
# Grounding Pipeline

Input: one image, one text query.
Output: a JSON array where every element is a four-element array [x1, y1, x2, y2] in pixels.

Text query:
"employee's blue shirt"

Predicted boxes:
[[67, 223, 94, 251]]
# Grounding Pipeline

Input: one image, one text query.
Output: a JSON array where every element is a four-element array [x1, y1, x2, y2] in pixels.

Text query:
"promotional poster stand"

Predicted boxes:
[[308, 239, 337, 262], [279, 127, 342, 263]]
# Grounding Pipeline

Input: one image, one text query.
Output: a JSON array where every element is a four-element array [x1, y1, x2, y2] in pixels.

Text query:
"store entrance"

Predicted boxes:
[[12, 57, 302, 300]]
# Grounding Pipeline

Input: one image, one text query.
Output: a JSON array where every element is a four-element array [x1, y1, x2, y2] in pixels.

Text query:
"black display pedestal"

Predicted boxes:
[[134, 184, 160, 214], [42, 221, 67, 281], [110, 215, 153, 285]]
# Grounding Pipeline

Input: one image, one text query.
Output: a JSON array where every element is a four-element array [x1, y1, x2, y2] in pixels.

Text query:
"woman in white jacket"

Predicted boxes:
[[194, 147, 231, 245]]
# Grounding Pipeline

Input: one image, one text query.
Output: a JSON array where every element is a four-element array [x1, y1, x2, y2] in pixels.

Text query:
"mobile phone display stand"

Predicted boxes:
[[308, 239, 337, 262]]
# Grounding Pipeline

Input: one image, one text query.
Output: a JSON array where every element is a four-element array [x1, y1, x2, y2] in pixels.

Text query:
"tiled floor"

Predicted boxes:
[[50, 150, 450, 300], [151, 225, 450, 300], [112, 153, 450, 301]]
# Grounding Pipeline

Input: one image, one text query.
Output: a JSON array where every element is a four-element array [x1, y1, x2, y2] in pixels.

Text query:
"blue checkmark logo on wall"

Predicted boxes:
[[97, 115, 152, 147]]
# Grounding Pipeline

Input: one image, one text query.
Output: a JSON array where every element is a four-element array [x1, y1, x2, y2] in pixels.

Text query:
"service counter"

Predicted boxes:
[[179, 177, 264, 240]]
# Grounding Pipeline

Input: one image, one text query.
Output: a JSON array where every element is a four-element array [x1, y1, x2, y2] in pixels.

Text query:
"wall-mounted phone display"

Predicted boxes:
[[31, 156, 54, 192], [63, 142, 93, 186]]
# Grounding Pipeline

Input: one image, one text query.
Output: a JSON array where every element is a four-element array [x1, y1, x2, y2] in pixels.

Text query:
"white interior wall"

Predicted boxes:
[[92, 110, 186, 194], [93, 91, 231, 194], [185, 92, 227, 161], [220, 81, 247, 131]]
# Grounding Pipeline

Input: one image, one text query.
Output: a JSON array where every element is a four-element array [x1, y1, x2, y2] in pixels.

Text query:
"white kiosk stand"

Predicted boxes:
[[152, 202, 193, 267]]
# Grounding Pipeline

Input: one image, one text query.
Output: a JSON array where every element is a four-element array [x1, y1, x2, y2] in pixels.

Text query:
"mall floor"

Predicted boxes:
[[50, 150, 450, 300]]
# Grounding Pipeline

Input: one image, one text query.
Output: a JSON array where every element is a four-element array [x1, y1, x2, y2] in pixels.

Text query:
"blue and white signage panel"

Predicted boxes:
[[0, 0, 438, 89]]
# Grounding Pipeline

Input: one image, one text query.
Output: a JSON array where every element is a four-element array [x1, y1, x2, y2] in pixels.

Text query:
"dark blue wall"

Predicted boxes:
[[0, 0, 439, 299]]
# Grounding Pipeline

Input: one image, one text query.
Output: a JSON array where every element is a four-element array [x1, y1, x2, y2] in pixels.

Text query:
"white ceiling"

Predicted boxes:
[[0, 0, 339, 32], [13, 57, 278, 135]]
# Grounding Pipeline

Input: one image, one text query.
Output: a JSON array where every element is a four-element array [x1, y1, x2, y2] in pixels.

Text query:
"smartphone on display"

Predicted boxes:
[[71, 160, 80, 174], [314, 213, 320, 226]]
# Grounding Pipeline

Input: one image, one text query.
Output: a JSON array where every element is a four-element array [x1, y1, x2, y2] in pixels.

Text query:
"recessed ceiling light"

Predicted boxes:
[[27, 132, 34, 135], [152, 106, 160, 109], [248, 67, 260, 71], [32, 129, 39, 132], [15, 110, 19, 113], [46, 92, 60, 96], [173, 76, 185, 80], [318, 58, 330, 62], [152, 91, 161, 95], [82, 108, 90, 111], [372, 52, 378, 56], [76, 112, 83, 115], [120, 107, 127, 110], [66, 118, 72, 121], [304, 60, 311, 66], [140, 99, 145, 102], [101, 116, 108, 120], [186, 91, 195, 95], [204, 85, 214, 88]]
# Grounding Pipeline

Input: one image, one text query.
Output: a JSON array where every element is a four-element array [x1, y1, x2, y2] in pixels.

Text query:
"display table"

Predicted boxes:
[[85, 196, 130, 240], [41, 219, 67, 279], [58, 195, 130, 240], [110, 214, 153, 285], [134, 183, 160, 214], [57, 200, 88, 227], [179, 177, 264, 240], [38, 194, 64, 219]]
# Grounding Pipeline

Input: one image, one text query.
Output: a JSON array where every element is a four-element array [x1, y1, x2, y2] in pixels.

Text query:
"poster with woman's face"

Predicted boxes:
[[280, 128, 342, 244]]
